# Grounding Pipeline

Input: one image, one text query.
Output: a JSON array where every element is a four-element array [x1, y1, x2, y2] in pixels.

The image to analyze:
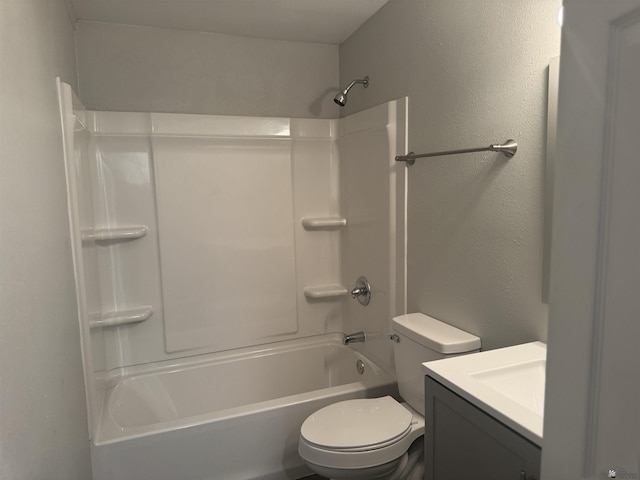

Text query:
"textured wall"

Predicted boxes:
[[75, 21, 340, 118], [0, 0, 92, 478], [339, 0, 562, 350]]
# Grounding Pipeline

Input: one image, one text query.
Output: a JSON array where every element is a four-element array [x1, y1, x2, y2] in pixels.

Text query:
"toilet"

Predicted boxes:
[[298, 313, 481, 479]]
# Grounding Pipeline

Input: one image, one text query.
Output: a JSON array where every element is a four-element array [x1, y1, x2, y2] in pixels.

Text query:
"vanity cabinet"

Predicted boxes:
[[424, 377, 541, 480]]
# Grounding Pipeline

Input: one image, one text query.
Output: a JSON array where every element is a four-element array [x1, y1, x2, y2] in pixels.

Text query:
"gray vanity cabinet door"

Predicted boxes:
[[424, 377, 541, 480]]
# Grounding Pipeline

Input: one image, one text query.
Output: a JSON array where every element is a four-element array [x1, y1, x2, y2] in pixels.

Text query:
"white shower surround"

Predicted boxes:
[[59, 81, 407, 478], [71, 104, 349, 372]]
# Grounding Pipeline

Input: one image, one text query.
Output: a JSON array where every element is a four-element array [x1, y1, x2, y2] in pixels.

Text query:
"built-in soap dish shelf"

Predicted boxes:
[[301, 217, 347, 230], [304, 285, 348, 300], [82, 225, 148, 243], [89, 306, 153, 328]]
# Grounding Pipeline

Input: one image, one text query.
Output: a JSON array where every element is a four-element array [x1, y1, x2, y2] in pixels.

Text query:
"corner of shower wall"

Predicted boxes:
[[292, 118, 347, 333], [337, 97, 408, 373]]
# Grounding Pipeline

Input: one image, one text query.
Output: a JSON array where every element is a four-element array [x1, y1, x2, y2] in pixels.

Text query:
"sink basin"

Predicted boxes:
[[422, 341, 546, 445], [470, 358, 546, 416]]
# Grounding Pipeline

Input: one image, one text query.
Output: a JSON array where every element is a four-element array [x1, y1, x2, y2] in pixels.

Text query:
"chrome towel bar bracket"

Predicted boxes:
[[395, 139, 517, 166]]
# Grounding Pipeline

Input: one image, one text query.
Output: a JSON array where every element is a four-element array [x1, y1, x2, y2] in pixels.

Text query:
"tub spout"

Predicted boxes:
[[344, 331, 366, 345]]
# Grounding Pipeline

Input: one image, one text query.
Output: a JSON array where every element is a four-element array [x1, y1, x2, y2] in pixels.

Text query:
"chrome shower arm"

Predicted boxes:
[[342, 77, 369, 94]]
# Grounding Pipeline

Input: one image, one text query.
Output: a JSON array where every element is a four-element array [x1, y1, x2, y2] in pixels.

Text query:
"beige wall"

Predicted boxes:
[[75, 21, 340, 119], [0, 0, 92, 478], [340, 0, 562, 350]]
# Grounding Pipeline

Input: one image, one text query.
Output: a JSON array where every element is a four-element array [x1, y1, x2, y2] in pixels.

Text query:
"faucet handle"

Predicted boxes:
[[350, 287, 364, 298], [350, 276, 371, 306]]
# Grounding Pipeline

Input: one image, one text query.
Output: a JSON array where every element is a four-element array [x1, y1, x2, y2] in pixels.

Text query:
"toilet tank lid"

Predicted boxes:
[[392, 313, 481, 354]]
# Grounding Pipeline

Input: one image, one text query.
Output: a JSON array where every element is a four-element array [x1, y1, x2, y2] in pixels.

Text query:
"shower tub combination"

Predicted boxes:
[[58, 80, 408, 479], [91, 335, 397, 480]]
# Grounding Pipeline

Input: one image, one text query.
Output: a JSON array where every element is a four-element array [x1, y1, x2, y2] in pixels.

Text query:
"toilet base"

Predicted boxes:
[[306, 455, 404, 480], [304, 438, 424, 480]]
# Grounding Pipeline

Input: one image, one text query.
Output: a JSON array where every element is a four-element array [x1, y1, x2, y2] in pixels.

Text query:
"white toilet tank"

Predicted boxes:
[[392, 313, 481, 415]]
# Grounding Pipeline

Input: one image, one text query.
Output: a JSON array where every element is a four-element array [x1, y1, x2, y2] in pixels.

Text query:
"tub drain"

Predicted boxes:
[[356, 360, 365, 375]]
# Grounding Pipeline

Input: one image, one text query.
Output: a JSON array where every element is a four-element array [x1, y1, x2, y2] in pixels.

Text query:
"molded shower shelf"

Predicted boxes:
[[304, 285, 348, 299], [82, 225, 148, 242], [301, 217, 347, 229], [89, 306, 153, 328]]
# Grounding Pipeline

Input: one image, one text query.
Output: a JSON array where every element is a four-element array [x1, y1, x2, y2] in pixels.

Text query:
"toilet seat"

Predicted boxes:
[[298, 397, 425, 470], [300, 396, 412, 450]]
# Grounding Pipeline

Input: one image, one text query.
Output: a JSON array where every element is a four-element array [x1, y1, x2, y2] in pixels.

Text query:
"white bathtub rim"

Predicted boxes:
[[99, 332, 352, 387]]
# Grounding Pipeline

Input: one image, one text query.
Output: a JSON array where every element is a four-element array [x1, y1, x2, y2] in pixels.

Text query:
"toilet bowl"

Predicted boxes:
[[298, 313, 481, 480], [299, 397, 424, 479]]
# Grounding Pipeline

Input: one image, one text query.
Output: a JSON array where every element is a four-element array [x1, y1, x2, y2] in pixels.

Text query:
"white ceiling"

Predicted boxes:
[[67, 0, 389, 44]]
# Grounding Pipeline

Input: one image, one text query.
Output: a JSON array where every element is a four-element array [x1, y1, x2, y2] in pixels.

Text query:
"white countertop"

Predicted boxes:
[[422, 341, 546, 445]]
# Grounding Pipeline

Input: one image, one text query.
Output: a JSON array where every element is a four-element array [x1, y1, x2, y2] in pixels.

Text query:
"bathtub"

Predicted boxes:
[[91, 334, 397, 480]]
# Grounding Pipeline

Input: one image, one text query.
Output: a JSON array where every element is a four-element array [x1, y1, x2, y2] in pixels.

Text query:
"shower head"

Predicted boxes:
[[334, 91, 348, 107], [334, 76, 369, 106]]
